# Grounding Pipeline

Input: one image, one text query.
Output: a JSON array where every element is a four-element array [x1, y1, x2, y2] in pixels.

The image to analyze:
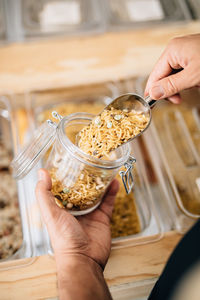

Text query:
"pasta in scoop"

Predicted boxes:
[[78, 107, 149, 158]]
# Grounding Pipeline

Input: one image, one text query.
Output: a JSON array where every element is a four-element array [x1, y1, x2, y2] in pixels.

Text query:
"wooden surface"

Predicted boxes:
[[0, 21, 200, 94], [0, 232, 181, 300]]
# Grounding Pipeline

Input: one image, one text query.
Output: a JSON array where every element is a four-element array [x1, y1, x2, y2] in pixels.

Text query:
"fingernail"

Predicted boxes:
[[150, 85, 164, 99]]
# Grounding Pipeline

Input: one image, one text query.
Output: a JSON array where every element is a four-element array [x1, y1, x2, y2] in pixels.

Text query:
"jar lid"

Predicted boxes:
[[11, 119, 57, 180]]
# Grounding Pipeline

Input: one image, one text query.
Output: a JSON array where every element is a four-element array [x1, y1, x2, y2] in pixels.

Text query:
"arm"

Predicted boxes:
[[35, 169, 118, 300], [56, 255, 112, 300], [145, 34, 200, 104]]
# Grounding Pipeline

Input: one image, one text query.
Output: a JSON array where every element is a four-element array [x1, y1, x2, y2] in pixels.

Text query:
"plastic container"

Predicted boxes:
[[0, 0, 6, 42], [0, 97, 27, 261], [150, 102, 200, 217], [21, 0, 106, 37], [186, 0, 200, 19], [0, 95, 52, 266], [105, 0, 192, 30], [135, 77, 200, 232]]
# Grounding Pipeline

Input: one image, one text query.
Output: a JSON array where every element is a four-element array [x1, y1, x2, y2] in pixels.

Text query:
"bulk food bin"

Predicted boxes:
[[187, 0, 200, 19], [0, 95, 53, 267], [20, 0, 105, 38], [0, 0, 6, 42], [0, 96, 31, 263], [135, 77, 200, 233], [104, 0, 192, 30]]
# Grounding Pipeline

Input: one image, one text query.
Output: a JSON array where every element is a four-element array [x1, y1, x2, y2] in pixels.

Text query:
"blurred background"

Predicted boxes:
[[0, 0, 200, 43]]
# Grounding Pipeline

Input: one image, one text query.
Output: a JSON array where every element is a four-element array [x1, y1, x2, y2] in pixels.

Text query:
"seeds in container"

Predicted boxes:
[[93, 150, 98, 156], [114, 114, 122, 121], [67, 202, 73, 209], [79, 173, 84, 180], [94, 117, 101, 126], [107, 121, 112, 128], [63, 187, 70, 194], [96, 177, 103, 185], [96, 184, 104, 190], [55, 194, 62, 200]]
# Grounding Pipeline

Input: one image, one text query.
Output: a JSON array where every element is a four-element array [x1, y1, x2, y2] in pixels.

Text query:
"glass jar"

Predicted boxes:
[[12, 112, 135, 216]]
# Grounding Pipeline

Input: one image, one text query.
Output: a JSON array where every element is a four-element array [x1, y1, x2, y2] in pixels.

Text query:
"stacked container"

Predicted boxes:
[[4, 0, 106, 41], [1, 0, 196, 42], [104, 0, 192, 30], [0, 0, 6, 42]]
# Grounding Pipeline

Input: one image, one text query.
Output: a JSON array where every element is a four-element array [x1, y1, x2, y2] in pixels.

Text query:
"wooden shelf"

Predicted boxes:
[[0, 21, 200, 94], [0, 232, 181, 299]]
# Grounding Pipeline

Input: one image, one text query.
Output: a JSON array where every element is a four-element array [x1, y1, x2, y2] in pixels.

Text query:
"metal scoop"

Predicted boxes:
[[102, 93, 156, 141], [76, 94, 156, 151]]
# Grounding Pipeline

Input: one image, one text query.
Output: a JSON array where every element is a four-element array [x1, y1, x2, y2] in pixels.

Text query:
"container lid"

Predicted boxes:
[[11, 119, 57, 180]]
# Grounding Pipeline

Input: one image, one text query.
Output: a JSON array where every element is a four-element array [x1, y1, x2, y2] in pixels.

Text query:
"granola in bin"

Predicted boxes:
[[0, 143, 22, 259]]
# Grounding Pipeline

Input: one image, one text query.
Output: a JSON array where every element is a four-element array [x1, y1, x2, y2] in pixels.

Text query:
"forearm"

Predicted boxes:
[[56, 254, 112, 300]]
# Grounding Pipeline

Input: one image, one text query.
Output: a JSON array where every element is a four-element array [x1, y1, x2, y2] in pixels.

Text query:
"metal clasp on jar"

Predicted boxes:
[[120, 156, 136, 194]]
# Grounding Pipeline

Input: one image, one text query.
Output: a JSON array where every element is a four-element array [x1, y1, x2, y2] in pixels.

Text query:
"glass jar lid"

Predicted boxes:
[[11, 116, 59, 180]]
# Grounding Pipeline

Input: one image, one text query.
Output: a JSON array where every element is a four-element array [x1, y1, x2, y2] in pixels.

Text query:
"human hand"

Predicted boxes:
[[35, 168, 119, 270], [145, 34, 200, 104]]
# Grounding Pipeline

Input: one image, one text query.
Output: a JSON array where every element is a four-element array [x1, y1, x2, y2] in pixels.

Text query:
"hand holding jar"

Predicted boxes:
[[36, 168, 118, 300]]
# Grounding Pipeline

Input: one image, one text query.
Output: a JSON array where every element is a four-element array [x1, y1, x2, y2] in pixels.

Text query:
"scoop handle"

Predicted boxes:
[[145, 96, 157, 108]]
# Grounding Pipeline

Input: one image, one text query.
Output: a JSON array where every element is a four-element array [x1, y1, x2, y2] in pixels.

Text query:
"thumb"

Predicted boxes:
[[149, 67, 194, 101], [36, 168, 62, 226]]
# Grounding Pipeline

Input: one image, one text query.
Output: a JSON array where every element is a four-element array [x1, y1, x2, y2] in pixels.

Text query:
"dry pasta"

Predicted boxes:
[[78, 107, 149, 158], [51, 167, 109, 211]]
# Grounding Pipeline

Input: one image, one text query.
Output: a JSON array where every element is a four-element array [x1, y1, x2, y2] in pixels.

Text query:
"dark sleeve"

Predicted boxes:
[[148, 220, 200, 300]]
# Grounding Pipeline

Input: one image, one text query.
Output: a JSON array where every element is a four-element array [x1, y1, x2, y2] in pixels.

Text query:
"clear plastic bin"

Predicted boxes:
[[150, 102, 200, 217], [105, 0, 192, 30], [0, 97, 25, 261], [0, 95, 52, 264], [135, 77, 200, 231], [21, 0, 106, 37], [0, 0, 6, 41], [186, 0, 200, 19]]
